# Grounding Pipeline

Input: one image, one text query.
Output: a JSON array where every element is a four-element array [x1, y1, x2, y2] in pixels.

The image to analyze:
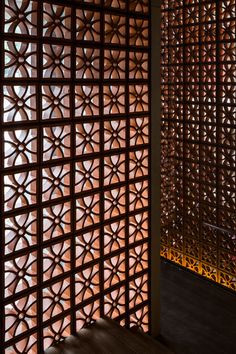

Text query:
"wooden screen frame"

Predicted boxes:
[[161, 0, 236, 293], [0, 0, 160, 352]]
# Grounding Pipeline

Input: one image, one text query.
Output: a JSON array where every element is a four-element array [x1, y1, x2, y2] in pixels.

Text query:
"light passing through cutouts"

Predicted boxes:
[[0, 0, 151, 352], [161, 0, 236, 292]]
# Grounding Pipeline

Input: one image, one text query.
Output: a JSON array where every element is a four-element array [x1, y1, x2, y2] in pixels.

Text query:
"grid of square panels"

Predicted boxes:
[[161, 0, 236, 292], [0, 0, 151, 352]]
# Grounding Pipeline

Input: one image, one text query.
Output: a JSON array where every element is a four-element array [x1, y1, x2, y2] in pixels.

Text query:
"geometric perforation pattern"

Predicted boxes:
[[161, 0, 236, 293], [0, 0, 151, 352]]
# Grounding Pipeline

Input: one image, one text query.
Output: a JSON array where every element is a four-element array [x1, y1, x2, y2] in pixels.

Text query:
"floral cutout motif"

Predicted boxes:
[[75, 229, 100, 267], [76, 122, 100, 155], [104, 14, 126, 45], [42, 278, 71, 321], [104, 219, 126, 254], [4, 211, 37, 255], [76, 47, 100, 79], [104, 252, 126, 288], [75, 85, 99, 117], [43, 44, 71, 78], [76, 301, 100, 332], [76, 194, 100, 229], [3, 85, 37, 123], [75, 159, 100, 193], [42, 164, 70, 202], [43, 202, 71, 241], [4, 129, 37, 168], [76, 10, 100, 42], [4, 170, 37, 211], [5, 293, 37, 341], [42, 85, 70, 120], [43, 240, 71, 281], [129, 18, 149, 47], [104, 120, 126, 150], [4, 0, 38, 35], [43, 4, 71, 39], [43, 316, 71, 350], [104, 286, 126, 318], [104, 50, 126, 79], [43, 125, 71, 161], [104, 187, 126, 219], [104, 154, 125, 186], [75, 265, 100, 303], [4, 41, 37, 78]]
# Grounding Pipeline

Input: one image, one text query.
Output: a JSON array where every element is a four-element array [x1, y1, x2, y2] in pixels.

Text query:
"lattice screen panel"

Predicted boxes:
[[161, 0, 236, 292], [0, 1, 151, 352]]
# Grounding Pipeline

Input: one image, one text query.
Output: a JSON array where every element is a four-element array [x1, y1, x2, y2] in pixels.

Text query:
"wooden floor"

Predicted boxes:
[[46, 317, 173, 354], [159, 260, 236, 354], [46, 261, 236, 354]]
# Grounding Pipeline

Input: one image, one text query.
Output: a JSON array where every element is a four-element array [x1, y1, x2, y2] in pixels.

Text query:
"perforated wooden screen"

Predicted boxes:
[[0, 0, 151, 352], [161, 0, 236, 292]]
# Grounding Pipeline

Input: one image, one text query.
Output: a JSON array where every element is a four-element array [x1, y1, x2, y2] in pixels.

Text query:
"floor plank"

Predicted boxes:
[[159, 260, 236, 354]]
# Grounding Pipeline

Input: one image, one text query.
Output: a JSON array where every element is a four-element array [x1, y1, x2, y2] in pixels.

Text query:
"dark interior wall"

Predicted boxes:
[[161, 0, 236, 292]]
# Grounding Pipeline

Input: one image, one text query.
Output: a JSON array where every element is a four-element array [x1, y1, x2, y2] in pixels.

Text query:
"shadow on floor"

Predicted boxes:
[[159, 260, 236, 354]]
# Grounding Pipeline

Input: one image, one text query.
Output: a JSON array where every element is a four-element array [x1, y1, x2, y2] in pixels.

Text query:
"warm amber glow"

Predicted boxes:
[[161, 0, 236, 292]]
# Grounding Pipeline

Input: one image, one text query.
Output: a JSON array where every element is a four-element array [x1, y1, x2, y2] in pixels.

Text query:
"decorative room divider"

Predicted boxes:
[[0, 1, 156, 352], [161, 0, 236, 292]]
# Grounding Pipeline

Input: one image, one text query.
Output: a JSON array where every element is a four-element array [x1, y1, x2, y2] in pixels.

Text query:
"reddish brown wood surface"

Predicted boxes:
[[0, 1, 151, 352], [161, 0, 236, 293]]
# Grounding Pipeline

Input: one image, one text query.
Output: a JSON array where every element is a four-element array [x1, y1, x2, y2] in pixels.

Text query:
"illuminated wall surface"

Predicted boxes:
[[161, 0, 236, 292], [0, 1, 151, 352]]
